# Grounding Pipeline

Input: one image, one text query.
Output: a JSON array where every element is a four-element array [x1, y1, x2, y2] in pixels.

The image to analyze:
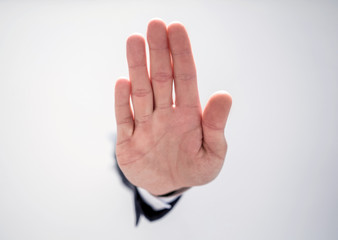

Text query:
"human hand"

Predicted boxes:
[[114, 19, 232, 196]]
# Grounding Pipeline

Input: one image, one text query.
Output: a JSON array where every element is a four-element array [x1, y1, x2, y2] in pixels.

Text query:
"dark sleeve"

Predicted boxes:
[[114, 152, 181, 226]]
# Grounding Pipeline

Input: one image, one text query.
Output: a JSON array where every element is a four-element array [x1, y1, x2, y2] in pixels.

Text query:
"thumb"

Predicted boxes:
[[202, 91, 232, 158]]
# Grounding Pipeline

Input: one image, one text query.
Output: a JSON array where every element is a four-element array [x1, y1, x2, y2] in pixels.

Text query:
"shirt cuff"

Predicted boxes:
[[136, 187, 180, 211]]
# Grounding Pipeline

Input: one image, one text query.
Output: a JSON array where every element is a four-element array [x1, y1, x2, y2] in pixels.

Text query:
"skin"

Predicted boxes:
[[115, 19, 232, 196]]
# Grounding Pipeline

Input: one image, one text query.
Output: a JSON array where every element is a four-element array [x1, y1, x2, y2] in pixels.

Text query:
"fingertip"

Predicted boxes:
[[147, 19, 168, 46], [149, 17, 164, 21], [167, 21, 186, 34], [115, 78, 131, 100], [126, 34, 147, 67], [211, 90, 232, 109], [168, 21, 184, 28], [126, 33, 146, 47], [148, 18, 166, 29], [115, 77, 130, 89], [203, 91, 233, 130]]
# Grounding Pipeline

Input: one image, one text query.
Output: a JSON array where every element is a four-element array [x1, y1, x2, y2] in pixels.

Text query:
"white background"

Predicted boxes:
[[0, 0, 337, 239]]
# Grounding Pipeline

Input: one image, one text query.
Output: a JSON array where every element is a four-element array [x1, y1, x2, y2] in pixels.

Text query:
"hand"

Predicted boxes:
[[114, 19, 232, 196]]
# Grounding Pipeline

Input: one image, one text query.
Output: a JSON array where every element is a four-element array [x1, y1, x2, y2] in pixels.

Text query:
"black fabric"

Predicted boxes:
[[114, 152, 181, 225], [134, 187, 181, 225]]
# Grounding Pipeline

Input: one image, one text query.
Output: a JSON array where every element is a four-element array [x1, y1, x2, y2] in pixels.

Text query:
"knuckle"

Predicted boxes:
[[149, 46, 169, 51], [128, 64, 147, 69], [155, 103, 172, 110], [151, 72, 173, 83], [135, 113, 152, 125], [172, 48, 191, 56], [117, 116, 134, 125], [132, 88, 152, 98], [115, 102, 130, 108], [174, 73, 196, 81], [202, 120, 224, 131]]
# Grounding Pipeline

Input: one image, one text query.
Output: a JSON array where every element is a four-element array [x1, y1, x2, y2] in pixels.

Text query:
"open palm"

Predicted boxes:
[[115, 19, 232, 196]]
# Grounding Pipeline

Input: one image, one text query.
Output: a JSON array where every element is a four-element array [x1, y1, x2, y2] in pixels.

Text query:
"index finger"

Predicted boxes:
[[168, 22, 200, 108]]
